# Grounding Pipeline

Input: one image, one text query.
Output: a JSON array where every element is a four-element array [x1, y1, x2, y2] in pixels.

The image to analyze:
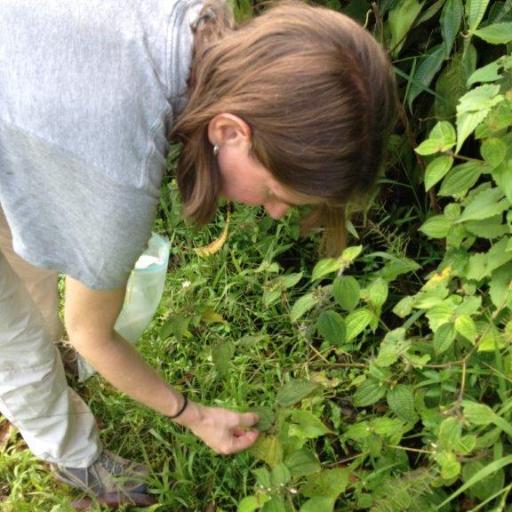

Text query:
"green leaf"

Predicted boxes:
[[241, 495, 272, 512], [458, 84, 502, 113], [473, 22, 512, 43], [408, 45, 446, 107], [346, 308, 375, 341], [467, 58, 503, 86], [261, 497, 287, 512], [415, 121, 457, 155], [439, 417, 462, 450], [316, 310, 346, 346], [366, 278, 389, 309], [353, 379, 387, 407], [463, 401, 494, 425], [252, 406, 275, 433], [424, 155, 454, 191], [289, 410, 332, 439], [311, 246, 362, 281], [284, 449, 321, 477], [454, 314, 478, 342], [438, 455, 512, 508], [441, 0, 463, 57], [465, 215, 508, 239], [393, 296, 414, 318], [302, 467, 350, 498], [434, 322, 456, 354], [345, 421, 371, 441], [466, 237, 512, 281], [436, 451, 461, 479], [435, 53, 468, 119], [342, 245, 363, 262], [387, 384, 418, 422], [159, 315, 191, 342], [388, 0, 423, 56], [457, 187, 506, 222], [466, 0, 490, 30], [290, 292, 318, 322], [300, 497, 335, 512], [212, 340, 235, 377], [311, 258, 344, 282], [250, 435, 283, 467], [456, 110, 491, 152], [271, 463, 291, 487], [332, 275, 360, 311], [462, 461, 505, 501], [492, 159, 512, 203], [375, 328, 409, 367], [456, 85, 504, 151], [279, 272, 303, 289], [438, 161, 484, 197], [253, 467, 272, 489], [419, 215, 451, 238], [276, 380, 320, 407], [238, 495, 271, 512], [481, 137, 507, 168]]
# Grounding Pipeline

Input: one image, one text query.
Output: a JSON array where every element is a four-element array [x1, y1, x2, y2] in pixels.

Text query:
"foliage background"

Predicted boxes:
[[1, 0, 512, 511]]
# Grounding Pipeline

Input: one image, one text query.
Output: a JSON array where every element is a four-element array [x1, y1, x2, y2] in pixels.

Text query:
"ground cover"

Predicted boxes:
[[1, 0, 512, 510]]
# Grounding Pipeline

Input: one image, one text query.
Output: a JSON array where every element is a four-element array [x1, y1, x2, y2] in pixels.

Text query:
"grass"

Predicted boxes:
[[0, 185, 327, 511]]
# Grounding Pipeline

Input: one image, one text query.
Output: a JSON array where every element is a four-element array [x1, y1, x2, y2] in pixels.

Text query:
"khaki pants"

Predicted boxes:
[[0, 208, 101, 467]]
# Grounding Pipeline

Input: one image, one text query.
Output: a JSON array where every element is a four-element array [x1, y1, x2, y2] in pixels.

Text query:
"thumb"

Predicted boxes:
[[238, 412, 259, 428]]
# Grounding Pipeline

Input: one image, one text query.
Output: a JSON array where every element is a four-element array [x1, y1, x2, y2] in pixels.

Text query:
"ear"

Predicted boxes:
[[208, 113, 252, 150]]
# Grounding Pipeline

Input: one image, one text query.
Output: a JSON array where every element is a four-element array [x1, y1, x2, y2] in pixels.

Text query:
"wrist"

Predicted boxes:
[[172, 400, 206, 429]]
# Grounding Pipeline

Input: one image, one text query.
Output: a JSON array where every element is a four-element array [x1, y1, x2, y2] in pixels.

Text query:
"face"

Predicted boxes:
[[217, 144, 316, 219]]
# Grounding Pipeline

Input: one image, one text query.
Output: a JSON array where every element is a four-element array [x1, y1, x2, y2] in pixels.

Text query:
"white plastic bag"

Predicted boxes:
[[77, 233, 170, 381]]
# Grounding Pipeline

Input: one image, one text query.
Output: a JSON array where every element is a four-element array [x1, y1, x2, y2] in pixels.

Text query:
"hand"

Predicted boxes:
[[174, 401, 260, 455]]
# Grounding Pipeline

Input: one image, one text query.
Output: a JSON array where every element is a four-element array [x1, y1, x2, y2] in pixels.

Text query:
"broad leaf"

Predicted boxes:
[[290, 293, 318, 322], [277, 380, 320, 407], [346, 308, 375, 341], [434, 322, 456, 353], [316, 310, 346, 346], [387, 384, 418, 422], [284, 449, 321, 477], [332, 275, 360, 311], [419, 215, 451, 238], [481, 137, 507, 168], [408, 44, 446, 107], [353, 379, 387, 407], [441, 0, 463, 57], [424, 155, 454, 191], [457, 187, 506, 223], [466, 0, 490, 30], [439, 161, 483, 197], [467, 58, 503, 86], [302, 467, 350, 498], [388, 0, 423, 55], [289, 410, 332, 439], [250, 435, 283, 467], [473, 22, 512, 44]]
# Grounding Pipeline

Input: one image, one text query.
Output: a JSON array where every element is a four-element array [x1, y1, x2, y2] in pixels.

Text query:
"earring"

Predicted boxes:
[[213, 144, 220, 156]]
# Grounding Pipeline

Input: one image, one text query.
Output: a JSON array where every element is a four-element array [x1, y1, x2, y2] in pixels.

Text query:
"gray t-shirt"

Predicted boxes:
[[0, 0, 203, 289]]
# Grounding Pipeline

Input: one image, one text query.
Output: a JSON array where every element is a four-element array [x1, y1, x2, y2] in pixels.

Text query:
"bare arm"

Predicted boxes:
[[64, 276, 259, 454]]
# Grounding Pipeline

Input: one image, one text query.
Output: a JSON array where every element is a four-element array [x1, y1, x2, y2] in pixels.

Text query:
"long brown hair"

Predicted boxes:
[[171, 0, 397, 255]]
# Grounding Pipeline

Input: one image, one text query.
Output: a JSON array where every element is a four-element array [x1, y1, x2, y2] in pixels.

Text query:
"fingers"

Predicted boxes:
[[229, 429, 259, 453], [238, 412, 259, 428]]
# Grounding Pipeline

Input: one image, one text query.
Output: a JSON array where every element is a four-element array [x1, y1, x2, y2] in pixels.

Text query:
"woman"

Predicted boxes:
[[0, 0, 396, 505]]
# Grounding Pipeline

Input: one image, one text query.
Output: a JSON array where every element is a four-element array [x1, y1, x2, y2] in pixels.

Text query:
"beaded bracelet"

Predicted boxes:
[[168, 394, 188, 420]]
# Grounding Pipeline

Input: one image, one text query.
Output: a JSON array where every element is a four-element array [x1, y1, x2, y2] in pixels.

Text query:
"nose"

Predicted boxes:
[[264, 202, 290, 220]]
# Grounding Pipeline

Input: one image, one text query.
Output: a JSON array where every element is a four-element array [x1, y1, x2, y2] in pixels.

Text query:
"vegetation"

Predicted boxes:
[[1, 0, 512, 510]]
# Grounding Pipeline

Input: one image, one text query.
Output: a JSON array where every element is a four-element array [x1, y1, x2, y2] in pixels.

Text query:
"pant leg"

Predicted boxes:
[[0, 208, 64, 342], [0, 247, 101, 467]]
